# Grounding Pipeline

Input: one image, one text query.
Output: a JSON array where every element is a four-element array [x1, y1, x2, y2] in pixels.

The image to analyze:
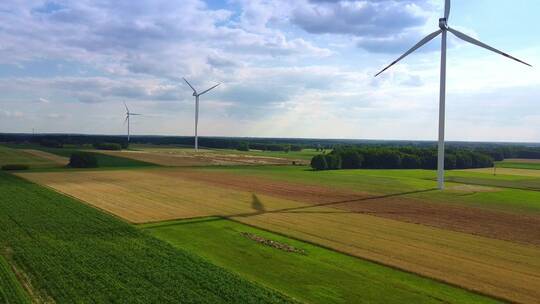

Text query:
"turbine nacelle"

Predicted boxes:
[[439, 18, 448, 30]]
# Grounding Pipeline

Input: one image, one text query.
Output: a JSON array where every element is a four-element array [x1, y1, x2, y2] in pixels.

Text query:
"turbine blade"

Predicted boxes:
[[124, 115, 128, 124], [448, 27, 532, 67], [130, 113, 142, 116], [124, 101, 129, 113], [199, 83, 220, 95], [444, 0, 451, 20], [183, 78, 197, 94], [375, 29, 442, 77]]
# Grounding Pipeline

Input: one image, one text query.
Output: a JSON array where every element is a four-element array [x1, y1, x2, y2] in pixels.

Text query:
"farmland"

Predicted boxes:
[[94, 146, 308, 166], [143, 217, 499, 304], [0, 145, 61, 169], [19, 166, 540, 303], [0, 172, 294, 303], [4, 141, 540, 303], [497, 159, 540, 170], [0, 255, 30, 304]]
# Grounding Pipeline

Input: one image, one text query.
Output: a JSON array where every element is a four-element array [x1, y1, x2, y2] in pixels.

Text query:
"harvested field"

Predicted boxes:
[[21, 149, 69, 166], [18, 169, 540, 304], [96, 149, 306, 167], [154, 169, 540, 246]]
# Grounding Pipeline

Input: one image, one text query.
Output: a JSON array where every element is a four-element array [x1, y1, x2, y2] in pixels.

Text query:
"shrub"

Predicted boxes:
[[68, 152, 98, 168], [93, 143, 122, 151], [237, 142, 250, 151], [310, 155, 327, 170], [1, 164, 29, 171]]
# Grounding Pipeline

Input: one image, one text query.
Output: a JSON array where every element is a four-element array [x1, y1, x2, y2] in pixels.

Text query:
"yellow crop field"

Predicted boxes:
[[18, 169, 540, 304], [95, 149, 303, 167]]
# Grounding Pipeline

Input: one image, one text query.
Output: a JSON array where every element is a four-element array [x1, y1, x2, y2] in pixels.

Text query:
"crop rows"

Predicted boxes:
[[0, 172, 294, 303], [0, 255, 30, 304]]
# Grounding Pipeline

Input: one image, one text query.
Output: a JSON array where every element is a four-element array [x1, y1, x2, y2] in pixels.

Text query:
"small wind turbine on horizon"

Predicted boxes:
[[375, 0, 531, 190], [183, 78, 220, 151], [124, 102, 141, 143]]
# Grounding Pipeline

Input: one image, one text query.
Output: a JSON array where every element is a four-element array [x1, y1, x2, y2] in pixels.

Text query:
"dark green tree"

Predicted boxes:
[[68, 152, 98, 168], [310, 155, 327, 170]]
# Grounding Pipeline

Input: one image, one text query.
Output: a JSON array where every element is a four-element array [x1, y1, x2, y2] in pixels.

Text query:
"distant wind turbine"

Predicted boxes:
[[124, 102, 141, 143], [183, 78, 220, 151], [375, 0, 531, 190]]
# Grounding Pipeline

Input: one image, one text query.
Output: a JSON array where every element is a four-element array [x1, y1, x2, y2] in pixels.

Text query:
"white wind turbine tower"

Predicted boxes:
[[124, 102, 141, 143], [183, 78, 220, 151], [375, 0, 531, 190]]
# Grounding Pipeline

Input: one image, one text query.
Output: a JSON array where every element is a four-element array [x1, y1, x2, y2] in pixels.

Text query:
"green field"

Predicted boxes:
[[143, 217, 500, 304], [0, 172, 293, 303], [0, 255, 30, 304], [497, 160, 540, 170], [0, 145, 57, 169]]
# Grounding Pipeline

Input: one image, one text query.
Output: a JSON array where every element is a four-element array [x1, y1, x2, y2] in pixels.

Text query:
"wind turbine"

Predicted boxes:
[[124, 102, 141, 143], [375, 0, 531, 190], [183, 78, 220, 151]]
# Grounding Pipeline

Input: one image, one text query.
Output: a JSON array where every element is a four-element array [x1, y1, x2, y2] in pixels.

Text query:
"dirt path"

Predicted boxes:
[[172, 169, 540, 246]]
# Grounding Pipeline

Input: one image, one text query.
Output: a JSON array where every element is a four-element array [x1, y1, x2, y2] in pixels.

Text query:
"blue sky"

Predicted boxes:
[[0, 0, 539, 142]]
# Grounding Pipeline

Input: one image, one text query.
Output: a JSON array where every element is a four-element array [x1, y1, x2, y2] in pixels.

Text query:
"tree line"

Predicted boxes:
[[311, 146, 495, 171]]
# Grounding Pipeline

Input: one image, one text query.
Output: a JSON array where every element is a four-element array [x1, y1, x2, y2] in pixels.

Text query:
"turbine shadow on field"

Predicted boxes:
[[251, 194, 266, 214], [236, 188, 437, 218]]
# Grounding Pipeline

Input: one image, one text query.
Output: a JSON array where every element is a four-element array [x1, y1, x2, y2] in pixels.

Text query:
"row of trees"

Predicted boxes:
[[311, 147, 494, 171]]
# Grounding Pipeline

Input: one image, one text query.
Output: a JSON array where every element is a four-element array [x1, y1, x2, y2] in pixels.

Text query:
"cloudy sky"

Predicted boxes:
[[0, 0, 539, 142]]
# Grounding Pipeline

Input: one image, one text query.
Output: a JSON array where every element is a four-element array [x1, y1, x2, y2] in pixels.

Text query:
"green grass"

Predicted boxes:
[[0, 172, 294, 303], [142, 217, 500, 304], [0, 255, 30, 304], [200, 165, 540, 213], [0, 145, 56, 169], [497, 161, 540, 170]]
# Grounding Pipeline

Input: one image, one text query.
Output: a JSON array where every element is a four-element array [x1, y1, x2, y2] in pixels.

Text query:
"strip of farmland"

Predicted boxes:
[[0, 172, 294, 303], [143, 217, 500, 304]]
